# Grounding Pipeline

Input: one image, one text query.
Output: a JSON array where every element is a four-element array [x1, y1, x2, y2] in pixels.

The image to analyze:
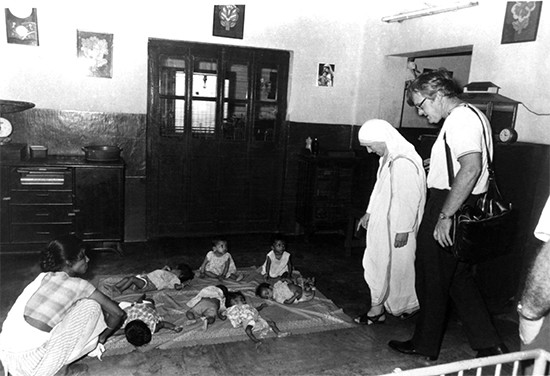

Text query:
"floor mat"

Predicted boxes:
[[95, 267, 355, 356]]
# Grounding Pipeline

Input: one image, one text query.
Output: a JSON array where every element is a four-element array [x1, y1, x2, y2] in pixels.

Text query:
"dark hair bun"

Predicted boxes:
[[40, 235, 84, 272]]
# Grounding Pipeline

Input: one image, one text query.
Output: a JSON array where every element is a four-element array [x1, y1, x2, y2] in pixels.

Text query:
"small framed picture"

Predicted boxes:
[[317, 63, 335, 87], [501, 1, 543, 44], [77, 30, 114, 78], [5, 8, 39, 46], [213, 5, 245, 39]]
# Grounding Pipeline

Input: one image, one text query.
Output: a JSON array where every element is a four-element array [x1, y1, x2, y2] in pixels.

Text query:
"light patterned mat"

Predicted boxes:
[[95, 267, 354, 356]]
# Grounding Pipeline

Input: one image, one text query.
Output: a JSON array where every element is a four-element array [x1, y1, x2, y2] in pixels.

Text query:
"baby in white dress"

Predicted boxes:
[[199, 239, 244, 281]]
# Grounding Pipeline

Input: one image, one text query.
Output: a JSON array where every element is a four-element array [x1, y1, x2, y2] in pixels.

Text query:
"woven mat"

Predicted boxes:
[[94, 267, 354, 356]]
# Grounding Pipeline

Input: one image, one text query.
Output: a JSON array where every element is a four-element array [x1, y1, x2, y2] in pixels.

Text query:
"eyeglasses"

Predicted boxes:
[[415, 97, 428, 111]]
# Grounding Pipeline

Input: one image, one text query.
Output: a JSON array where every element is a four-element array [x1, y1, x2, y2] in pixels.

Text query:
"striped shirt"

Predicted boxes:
[[24, 272, 95, 330]]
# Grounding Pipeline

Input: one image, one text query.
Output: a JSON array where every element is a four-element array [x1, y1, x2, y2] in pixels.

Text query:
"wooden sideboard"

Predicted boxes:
[[295, 153, 378, 238], [0, 156, 125, 254]]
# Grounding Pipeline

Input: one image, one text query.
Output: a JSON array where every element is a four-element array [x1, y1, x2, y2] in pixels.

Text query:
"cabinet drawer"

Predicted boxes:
[[10, 224, 75, 243], [11, 205, 75, 223], [10, 190, 73, 204], [10, 167, 72, 190]]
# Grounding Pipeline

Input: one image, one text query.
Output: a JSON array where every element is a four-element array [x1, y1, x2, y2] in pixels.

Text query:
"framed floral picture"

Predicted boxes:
[[213, 5, 245, 39], [501, 1, 543, 44], [5, 8, 39, 46], [77, 30, 114, 78]]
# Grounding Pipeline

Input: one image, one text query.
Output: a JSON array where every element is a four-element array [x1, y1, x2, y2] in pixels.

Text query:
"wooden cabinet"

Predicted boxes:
[[75, 167, 124, 242], [0, 156, 124, 253], [295, 154, 359, 235], [147, 40, 289, 238]]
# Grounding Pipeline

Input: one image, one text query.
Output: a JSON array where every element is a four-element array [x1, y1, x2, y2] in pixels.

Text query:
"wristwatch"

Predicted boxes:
[[439, 212, 452, 220], [517, 301, 541, 321]]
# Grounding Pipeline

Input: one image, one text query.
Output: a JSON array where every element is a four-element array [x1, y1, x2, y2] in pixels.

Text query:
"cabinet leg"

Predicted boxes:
[[89, 241, 124, 257]]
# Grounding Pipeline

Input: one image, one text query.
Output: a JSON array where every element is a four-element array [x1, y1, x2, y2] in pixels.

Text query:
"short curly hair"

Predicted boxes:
[[176, 263, 194, 283], [124, 320, 152, 347]]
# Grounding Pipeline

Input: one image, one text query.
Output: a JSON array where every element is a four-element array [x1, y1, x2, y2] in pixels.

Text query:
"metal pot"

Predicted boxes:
[[82, 145, 122, 162]]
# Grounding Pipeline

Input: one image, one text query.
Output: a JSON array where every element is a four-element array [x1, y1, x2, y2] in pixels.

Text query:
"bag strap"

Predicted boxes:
[[443, 132, 455, 186], [443, 104, 494, 186]]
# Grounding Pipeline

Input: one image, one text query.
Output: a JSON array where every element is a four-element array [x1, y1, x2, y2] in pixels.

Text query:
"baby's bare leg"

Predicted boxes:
[[114, 276, 135, 293], [228, 273, 244, 281], [117, 276, 146, 292], [203, 271, 220, 279], [266, 318, 290, 337]]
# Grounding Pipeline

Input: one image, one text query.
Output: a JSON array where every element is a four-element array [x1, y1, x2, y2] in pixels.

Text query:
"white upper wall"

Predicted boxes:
[[372, 1, 549, 144], [1, 1, 548, 143], [0, 0, 376, 126]]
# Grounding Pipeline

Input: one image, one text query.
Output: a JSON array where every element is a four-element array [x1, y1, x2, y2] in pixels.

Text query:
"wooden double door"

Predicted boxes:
[[147, 39, 289, 238]]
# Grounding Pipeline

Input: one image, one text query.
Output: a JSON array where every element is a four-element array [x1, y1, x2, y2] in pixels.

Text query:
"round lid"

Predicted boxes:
[[0, 118, 13, 138], [0, 99, 35, 115]]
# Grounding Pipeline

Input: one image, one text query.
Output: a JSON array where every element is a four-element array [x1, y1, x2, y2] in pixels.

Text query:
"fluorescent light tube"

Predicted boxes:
[[382, 1, 479, 23]]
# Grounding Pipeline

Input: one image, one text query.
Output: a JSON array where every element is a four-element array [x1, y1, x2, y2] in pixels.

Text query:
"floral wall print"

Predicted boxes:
[[5, 8, 39, 46], [212, 5, 245, 39], [317, 63, 335, 87], [501, 1, 543, 44], [77, 30, 114, 78]]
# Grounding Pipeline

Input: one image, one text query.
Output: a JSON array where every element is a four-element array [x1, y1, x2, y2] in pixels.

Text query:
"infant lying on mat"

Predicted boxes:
[[256, 276, 316, 304], [114, 263, 194, 293], [116, 294, 183, 347], [224, 290, 290, 346], [185, 285, 227, 330]]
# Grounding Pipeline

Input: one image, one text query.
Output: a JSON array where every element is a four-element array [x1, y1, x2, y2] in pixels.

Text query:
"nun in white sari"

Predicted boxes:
[[355, 119, 426, 325]]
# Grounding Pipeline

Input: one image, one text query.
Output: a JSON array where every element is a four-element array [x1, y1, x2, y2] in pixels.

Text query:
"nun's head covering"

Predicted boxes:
[[358, 119, 423, 169]]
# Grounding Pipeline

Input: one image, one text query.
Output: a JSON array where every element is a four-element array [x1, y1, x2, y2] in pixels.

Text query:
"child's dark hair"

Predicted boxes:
[[271, 233, 286, 245], [125, 320, 152, 347], [216, 284, 229, 303], [226, 291, 246, 308], [211, 238, 227, 247], [177, 263, 194, 283], [40, 235, 87, 272], [255, 282, 271, 297], [216, 284, 245, 307]]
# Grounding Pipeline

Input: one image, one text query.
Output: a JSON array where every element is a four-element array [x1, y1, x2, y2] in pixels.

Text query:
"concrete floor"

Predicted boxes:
[[0, 234, 520, 375]]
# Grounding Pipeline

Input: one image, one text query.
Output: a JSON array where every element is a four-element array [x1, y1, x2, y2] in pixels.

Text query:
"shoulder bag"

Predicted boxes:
[[443, 107, 513, 264]]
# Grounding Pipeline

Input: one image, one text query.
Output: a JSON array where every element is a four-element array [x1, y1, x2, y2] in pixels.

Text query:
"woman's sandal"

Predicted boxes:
[[353, 311, 386, 325]]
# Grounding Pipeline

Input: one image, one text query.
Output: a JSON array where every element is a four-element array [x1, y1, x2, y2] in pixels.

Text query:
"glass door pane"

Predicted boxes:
[[254, 66, 278, 141], [159, 56, 186, 136], [259, 67, 278, 101], [191, 59, 217, 138], [222, 62, 248, 141]]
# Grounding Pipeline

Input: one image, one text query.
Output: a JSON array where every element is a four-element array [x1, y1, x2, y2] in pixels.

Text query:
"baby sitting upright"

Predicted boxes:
[[256, 276, 316, 304], [115, 263, 194, 294], [260, 233, 293, 280], [225, 290, 289, 345], [198, 238, 244, 282]]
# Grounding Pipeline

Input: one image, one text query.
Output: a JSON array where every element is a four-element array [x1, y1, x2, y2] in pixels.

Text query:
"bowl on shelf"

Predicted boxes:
[[82, 145, 121, 162]]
